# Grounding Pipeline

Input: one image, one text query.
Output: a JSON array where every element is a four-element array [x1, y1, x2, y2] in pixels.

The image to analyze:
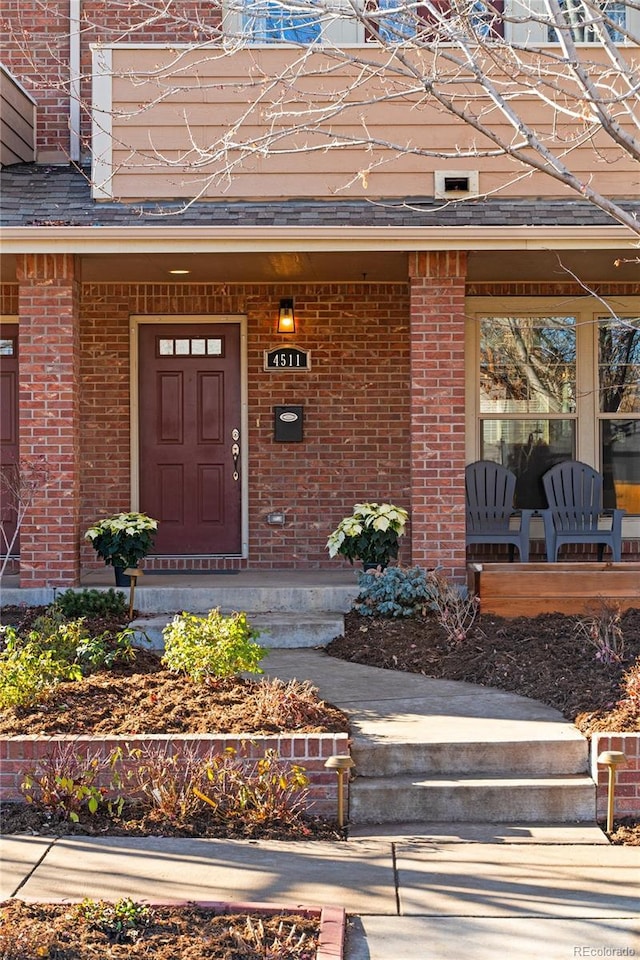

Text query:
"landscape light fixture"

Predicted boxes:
[[277, 298, 295, 334], [597, 750, 626, 833], [325, 755, 355, 828]]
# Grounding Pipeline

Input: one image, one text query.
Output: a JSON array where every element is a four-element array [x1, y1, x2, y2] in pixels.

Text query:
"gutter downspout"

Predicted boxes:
[[69, 0, 81, 162]]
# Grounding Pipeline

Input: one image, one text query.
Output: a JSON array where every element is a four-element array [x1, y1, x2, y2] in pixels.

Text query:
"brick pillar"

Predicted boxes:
[[409, 251, 467, 580], [16, 254, 81, 586]]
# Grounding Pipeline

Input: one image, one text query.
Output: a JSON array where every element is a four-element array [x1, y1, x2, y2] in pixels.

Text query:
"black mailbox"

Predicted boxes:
[[274, 405, 304, 442]]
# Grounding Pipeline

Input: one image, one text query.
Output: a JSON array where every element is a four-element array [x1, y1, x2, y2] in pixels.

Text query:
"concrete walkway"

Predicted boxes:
[[2, 650, 639, 959]]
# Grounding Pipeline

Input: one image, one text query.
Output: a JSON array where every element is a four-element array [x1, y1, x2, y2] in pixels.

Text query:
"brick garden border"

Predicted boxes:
[[590, 732, 640, 819], [0, 733, 350, 819], [18, 900, 345, 960]]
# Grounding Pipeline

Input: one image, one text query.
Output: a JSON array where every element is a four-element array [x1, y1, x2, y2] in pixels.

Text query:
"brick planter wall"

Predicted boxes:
[[590, 733, 640, 818], [0, 732, 350, 819]]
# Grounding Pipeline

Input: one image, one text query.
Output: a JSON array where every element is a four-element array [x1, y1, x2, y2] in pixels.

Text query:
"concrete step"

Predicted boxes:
[[131, 612, 345, 650], [348, 774, 596, 823], [351, 737, 589, 777], [127, 584, 355, 615], [1, 574, 358, 617]]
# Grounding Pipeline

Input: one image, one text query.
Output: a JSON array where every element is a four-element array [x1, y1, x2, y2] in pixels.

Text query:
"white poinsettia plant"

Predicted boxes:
[[327, 502, 409, 566], [84, 511, 158, 569]]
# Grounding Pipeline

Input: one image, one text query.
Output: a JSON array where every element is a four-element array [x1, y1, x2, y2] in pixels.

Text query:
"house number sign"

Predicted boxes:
[[264, 346, 310, 371]]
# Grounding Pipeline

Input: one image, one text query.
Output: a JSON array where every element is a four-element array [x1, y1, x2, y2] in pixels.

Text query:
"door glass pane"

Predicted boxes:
[[480, 316, 576, 414], [601, 420, 640, 513], [481, 419, 575, 509], [598, 317, 640, 413], [158, 339, 174, 355], [175, 339, 190, 355], [0, 339, 15, 356], [191, 339, 206, 355]]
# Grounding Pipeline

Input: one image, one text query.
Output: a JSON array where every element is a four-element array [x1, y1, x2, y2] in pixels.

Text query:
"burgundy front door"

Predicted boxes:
[[139, 324, 242, 555], [0, 324, 19, 559]]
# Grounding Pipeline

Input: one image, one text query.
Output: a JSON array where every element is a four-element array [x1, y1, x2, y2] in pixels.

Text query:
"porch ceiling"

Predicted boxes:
[[1, 248, 637, 284]]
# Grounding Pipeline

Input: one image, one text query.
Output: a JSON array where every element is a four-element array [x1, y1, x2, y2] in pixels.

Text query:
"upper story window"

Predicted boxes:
[[509, 0, 637, 43], [227, 0, 361, 43], [547, 0, 627, 41], [242, 2, 322, 41], [371, 0, 506, 40], [228, 0, 633, 45]]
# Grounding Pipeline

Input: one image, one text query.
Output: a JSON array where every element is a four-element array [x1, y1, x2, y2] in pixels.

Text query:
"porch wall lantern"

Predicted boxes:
[[277, 298, 296, 334]]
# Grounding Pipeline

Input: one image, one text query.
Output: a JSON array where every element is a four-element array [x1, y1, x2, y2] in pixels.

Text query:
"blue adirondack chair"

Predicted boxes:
[[541, 460, 625, 562], [465, 460, 533, 562]]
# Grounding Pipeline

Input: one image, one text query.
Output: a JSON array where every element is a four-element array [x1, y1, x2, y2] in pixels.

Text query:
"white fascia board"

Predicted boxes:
[[0, 225, 635, 254], [91, 46, 113, 200]]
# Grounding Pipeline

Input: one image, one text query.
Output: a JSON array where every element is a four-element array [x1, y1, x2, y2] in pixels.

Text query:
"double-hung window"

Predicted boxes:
[[227, 0, 361, 43], [547, 0, 626, 41], [467, 299, 640, 518], [241, 1, 322, 41], [508, 0, 637, 43]]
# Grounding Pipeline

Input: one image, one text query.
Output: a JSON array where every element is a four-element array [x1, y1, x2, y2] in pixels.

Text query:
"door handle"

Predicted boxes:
[[231, 429, 240, 481]]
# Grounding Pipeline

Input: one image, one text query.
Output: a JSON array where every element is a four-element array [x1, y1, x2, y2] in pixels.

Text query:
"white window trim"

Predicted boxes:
[[466, 296, 640, 537], [90, 45, 113, 200]]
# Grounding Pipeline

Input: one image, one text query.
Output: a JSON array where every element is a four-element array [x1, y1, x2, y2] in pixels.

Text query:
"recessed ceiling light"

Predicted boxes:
[[169, 268, 190, 275]]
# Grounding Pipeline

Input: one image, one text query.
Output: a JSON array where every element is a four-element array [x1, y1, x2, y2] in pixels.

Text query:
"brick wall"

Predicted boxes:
[[79, 281, 411, 573], [0, 732, 350, 818], [591, 732, 640, 819], [0, 0, 216, 160], [15, 255, 81, 586], [409, 252, 467, 580]]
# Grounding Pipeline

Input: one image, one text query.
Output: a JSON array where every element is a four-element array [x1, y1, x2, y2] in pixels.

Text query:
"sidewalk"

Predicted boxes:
[[3, 825, 638, 959], [2, 650, 639, 959]]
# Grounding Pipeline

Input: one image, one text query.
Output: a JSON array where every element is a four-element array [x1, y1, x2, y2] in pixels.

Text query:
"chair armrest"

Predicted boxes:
[[510, 508, 534, 536], [604, 508, 625, 533]]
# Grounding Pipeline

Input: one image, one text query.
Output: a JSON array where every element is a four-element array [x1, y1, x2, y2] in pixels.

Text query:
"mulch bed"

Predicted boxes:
[[0, 900, 320, 960], [328, 608, 640, 735]]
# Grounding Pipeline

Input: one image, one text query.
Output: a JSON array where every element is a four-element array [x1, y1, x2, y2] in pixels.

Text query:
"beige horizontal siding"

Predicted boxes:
[[100, 45, 640, 201]]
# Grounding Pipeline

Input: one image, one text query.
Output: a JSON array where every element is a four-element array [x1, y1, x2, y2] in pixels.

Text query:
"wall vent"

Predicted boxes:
[[434, 170, 479, 199]]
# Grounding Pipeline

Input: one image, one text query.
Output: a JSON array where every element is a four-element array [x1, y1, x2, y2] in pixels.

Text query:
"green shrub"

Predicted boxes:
[[20, 743, 123, 822], [123, 742, 309, 830], [354, 565, 439, 617], [197, 747, 309, 826], [76, 899, 153, 943], [121, 743, 218, 824], [0, 627, 81, 709], [0, 613, 137, 708], [75, 628, 137, 671], [162, 608, 265, 680], [52, 588, 128, 620]]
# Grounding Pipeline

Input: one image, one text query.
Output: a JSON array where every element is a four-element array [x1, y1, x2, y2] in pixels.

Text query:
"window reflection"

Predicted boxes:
[[599, 317, 640, 414], [481, 418, 575, 509], [480, 316, 576, 415]]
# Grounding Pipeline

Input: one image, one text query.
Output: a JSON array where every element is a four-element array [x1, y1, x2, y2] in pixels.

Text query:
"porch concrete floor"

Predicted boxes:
[[0, 569, 357, 589]]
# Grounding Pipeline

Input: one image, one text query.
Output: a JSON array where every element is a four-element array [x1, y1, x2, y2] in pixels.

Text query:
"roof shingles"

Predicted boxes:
[[1, 163, 638, 230]]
